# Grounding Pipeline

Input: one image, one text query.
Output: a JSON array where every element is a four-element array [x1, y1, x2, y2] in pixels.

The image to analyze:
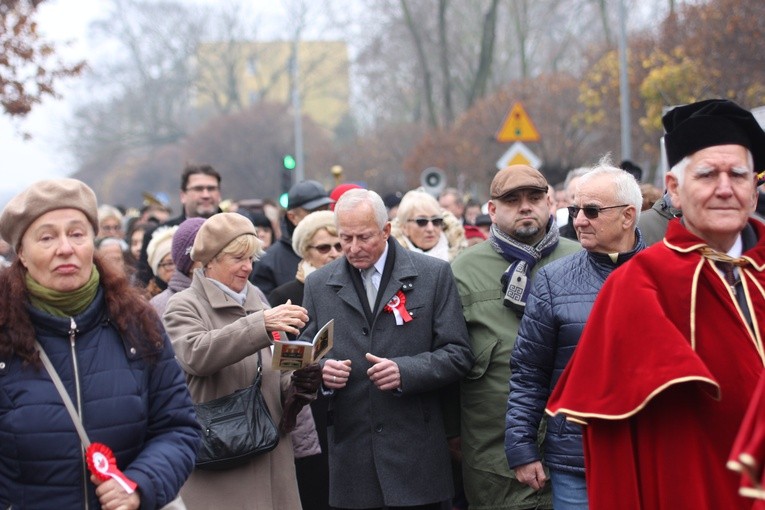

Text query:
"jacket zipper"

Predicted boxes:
[[69, 317, 88, 510]]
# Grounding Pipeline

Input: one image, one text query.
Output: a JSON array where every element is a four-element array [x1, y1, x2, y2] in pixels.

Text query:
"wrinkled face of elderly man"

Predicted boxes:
[[666, 143, 757, 252]]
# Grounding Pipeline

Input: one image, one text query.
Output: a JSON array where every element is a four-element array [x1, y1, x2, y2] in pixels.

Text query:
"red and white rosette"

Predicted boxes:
[[384, 290, 413, 325], [86, 443, 137, 494]]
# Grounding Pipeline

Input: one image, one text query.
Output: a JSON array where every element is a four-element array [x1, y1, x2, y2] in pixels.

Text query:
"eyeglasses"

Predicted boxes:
[[158, 261, 176, 270], [567, 204, 629, 220], [408, 217, 444, 228], [309, 243, 342, 254], [185, 185, 219, 193], [100, 224, 122, 233]]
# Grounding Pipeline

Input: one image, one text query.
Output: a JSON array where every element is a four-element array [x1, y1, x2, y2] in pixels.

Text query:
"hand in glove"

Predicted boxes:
[[279, 363, 322, 434]]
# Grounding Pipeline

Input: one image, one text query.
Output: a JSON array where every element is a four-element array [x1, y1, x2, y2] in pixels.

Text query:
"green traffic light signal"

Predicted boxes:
[[283, 154, 296, 170], [279, 192, 289, 209]]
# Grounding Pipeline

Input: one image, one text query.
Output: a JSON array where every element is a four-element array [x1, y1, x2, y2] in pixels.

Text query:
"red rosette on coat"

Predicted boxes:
[[384, 290, 412, 325], [86, 442, 138, 494]]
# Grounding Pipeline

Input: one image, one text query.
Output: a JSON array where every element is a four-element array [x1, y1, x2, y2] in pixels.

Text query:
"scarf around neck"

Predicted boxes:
[[26, 267, 100, 318], [403, 232, 450, 261], [489, 217, 560, 317]]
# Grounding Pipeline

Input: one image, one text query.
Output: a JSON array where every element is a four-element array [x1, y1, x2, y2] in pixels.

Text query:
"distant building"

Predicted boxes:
[[194, 40, 350, 133]]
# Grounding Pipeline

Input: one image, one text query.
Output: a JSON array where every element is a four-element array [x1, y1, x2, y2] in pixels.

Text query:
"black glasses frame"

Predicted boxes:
[[567, 204, 629, 220], [408, 217, 445, 228], [310, 243, 343, 254]]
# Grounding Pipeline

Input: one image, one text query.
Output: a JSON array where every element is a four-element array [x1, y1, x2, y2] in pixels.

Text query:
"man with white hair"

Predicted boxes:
[[505, 163, 645, 509], [547, 99, 765, 509]]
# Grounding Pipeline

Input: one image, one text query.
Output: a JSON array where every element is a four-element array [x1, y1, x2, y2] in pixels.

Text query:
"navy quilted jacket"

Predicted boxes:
[[505, 230, 645, 473], [0, 288, 200, 509]]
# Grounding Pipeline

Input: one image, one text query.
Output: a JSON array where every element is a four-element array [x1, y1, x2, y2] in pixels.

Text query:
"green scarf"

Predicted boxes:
[[26, 267, 101, 318]]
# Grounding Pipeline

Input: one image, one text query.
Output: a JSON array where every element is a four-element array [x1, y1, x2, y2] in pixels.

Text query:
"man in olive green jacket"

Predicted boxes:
[[451, 165, 580, 510]]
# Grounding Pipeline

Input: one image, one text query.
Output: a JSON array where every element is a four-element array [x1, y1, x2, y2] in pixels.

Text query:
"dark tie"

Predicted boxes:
[[719, 261, 752, 328], [719, 262, 737, 287]]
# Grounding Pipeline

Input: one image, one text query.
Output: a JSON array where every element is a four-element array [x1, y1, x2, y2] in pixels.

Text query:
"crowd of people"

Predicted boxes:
[[1, 98, 765, 510]]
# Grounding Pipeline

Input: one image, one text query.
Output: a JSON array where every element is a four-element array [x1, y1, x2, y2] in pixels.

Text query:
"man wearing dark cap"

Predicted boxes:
[[250, 180, 333, 295], [451, 165, 579, 509], [547, 99, 765, 509]]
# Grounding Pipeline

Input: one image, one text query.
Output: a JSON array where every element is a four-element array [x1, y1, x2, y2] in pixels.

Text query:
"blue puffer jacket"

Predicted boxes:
[[0, 288, 201, 509], [505, 230, 645, 474]]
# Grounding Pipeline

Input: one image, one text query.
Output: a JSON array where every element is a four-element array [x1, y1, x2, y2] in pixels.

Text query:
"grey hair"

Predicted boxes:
[[335, 188, 389, 229], [563, 166, 592, 191], [577, 155, 644, 223], [670, 149, 754, 187], [97, 204, 123, 223]]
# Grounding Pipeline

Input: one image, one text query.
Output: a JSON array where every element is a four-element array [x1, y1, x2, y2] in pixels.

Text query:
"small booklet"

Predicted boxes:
[[272, 319, 334, 371]]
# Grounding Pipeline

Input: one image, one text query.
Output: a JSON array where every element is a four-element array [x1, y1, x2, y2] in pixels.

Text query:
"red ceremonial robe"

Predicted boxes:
[[547, 218, 765, 510], [730, 368, 765, 508]]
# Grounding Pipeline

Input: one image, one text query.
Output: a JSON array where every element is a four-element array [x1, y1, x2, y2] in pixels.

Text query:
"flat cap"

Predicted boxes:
[[0, 178, 99, 250], [490, 165, 548, 200]]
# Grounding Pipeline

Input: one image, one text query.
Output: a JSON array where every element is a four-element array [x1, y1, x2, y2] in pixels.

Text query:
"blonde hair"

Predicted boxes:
[[217, 234, 262, 261]]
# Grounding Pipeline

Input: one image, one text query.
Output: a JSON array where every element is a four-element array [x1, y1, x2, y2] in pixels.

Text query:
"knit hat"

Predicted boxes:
[[172, 217, 205, 275], [329, 183, 363, 211], [0, 178, 98, 250], [147, 226, 178, 276], [663, 99, 765, 172], [464, 224, 487, 240], [292, 210, 337, 257], [191, 212, 257, 265]]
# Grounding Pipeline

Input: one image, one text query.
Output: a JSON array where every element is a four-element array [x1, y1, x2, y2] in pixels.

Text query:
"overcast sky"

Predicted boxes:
[[1, 0, 296, 208], [1, 0, 101, 206]]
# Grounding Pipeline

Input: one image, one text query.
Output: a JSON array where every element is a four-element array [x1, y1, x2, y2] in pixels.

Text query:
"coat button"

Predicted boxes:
[[0, 362, 5, 369], [130, 347, 137, 355], [375, 423, 383, 433], [362, 328, 369, 336]]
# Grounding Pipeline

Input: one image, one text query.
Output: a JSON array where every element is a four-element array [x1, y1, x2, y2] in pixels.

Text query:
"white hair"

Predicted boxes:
[[334, 189, 388, 229], [670, 148, 754, 187], [577, 156, 643, 223]]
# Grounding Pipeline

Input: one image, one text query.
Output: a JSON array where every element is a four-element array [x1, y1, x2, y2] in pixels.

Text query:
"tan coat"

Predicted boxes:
[[163, 269, 301, 510]]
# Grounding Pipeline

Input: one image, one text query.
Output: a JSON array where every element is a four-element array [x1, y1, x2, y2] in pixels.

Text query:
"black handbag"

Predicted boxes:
[[194, 352, 279, 470]]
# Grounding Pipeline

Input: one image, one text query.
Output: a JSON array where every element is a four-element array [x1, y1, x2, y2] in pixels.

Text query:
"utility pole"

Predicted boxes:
[[617, 0, 632, 160], [291, 34, 305, 183]]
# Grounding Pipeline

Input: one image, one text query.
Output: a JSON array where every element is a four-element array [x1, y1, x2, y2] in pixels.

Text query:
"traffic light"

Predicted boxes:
[[281, 154, 296, 202]]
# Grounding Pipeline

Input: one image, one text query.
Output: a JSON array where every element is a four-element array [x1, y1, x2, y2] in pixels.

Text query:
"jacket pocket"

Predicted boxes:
[[465, 338, 499, 380]]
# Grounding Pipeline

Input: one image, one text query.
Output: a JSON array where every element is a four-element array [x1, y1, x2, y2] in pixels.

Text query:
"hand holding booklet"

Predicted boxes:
[[272, 319, 334, 371]]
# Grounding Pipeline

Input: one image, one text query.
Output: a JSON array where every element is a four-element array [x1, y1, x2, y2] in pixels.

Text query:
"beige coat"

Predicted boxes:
[[163, 269, 301, 510]]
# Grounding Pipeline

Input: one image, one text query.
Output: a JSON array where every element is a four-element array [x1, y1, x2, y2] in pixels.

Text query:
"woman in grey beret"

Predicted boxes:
[[0, 178, 200, 509]]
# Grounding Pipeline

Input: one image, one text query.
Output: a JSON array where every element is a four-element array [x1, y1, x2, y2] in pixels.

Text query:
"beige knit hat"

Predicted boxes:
[[291, 210, 337, 258], [147, 225, 178, 276], [191, 213, 257, 265], [0, 178, 99, 250]]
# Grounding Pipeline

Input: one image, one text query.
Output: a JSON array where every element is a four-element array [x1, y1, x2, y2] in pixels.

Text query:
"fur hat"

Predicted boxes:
[[191, 212, 257, 265], [147, 226, 178, 276], [172, 217, 205, 275], [0, 178, 98, 250], [292, 210, 337, 257], [663, 99, 765, 172]]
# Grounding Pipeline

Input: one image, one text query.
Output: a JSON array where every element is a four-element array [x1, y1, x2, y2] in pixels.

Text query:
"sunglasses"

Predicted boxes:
[[310, 243, 343, 254], [408, 217, 445, 228], [567, 204, 629, 220]]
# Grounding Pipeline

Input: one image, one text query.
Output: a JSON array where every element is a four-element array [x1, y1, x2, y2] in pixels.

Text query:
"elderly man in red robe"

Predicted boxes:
[[546, 98, 765, 509]]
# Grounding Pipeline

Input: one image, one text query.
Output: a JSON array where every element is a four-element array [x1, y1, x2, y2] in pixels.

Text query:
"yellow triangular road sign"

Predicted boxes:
[[495, 102, 541, 142]]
